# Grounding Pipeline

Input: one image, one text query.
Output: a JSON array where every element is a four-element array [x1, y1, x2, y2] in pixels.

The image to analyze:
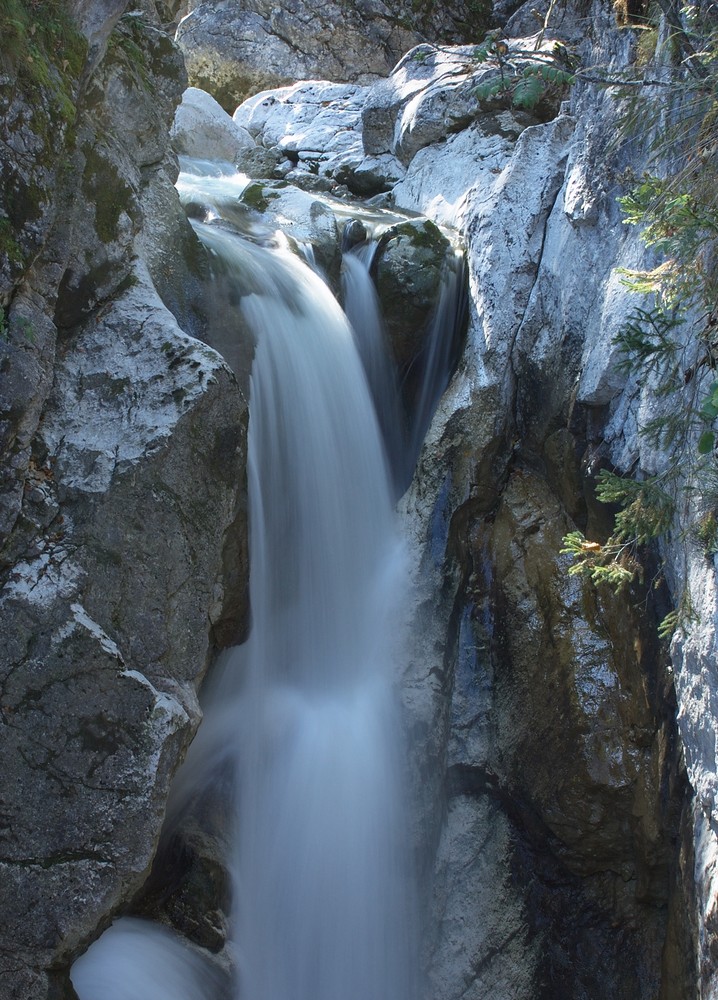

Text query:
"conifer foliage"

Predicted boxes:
[[562, 4, 718, 634]]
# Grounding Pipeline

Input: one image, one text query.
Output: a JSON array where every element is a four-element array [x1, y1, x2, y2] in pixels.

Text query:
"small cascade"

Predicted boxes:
[[341, 243, 405, 494], [405, 250, 467, 472], [341, 233, 467, 495], [71, 919, 223, 1000], [195, 221, 417, 1000]]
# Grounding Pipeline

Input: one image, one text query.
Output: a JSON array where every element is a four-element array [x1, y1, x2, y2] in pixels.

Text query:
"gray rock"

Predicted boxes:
[[0, 11, 250, 997], [172, 87, 257, 164], [68, 0, 128, 62], [175, 0, 424, 111], [346, 154, 407, 196], [0, 259, 248, 996]]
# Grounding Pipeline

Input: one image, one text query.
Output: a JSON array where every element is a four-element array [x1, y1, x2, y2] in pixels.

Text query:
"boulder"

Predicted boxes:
[[233, 81, 368, 189], [172, 86, 257, 164], [373, 218, 452, 371]]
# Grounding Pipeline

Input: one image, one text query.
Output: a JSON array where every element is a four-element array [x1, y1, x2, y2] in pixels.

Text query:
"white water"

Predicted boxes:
[[71, 919, 224, 1000], [73, 179, 417, 1000], [200, 223, 416, 1000], [341, 245, 404, 495]]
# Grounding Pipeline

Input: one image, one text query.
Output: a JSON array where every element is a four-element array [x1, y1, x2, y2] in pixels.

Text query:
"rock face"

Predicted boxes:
[[175, 0, 422, 111], [175, 0, 494, 112], [0, 7, 248, 997], [389, 7, 702, 999]]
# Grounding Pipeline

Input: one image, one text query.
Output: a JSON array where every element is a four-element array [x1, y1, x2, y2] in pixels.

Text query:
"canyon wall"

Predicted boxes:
[[0, 6, 248, 996]]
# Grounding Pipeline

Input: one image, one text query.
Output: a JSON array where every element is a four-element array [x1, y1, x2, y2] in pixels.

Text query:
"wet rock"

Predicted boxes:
[[373, 218, 452, 371]]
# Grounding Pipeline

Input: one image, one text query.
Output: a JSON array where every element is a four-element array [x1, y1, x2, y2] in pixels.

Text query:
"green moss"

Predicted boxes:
[[82, 145, 133, 244], [241, 183, 277, 213], [0, 217, 23, 266], [696, 510, 718, 555], [106, 13, 186, 99], [386, 219, 447, 256], [0, 0, 87, 127], [107, 17, 153, 90]]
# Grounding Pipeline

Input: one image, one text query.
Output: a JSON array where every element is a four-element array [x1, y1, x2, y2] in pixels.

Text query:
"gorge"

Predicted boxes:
[[1, 1, 717, 998]]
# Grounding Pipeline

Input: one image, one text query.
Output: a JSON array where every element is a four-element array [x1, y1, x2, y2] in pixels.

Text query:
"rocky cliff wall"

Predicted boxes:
[[391, 7, 709, 998], [0, 6, 248, 997]]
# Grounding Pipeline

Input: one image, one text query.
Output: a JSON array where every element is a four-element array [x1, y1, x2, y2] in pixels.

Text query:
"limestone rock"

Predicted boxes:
[[68, 0, 127, 62], [0, 10, 249, 997], [175, 0, 424, 111], [172, 86, 257, 164], [0, 13, 87, 550], [0, 260, 248, 996]]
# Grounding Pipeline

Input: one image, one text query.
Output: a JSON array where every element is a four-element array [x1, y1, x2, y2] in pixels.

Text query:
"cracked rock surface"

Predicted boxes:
[[0, 6, 248, 997]]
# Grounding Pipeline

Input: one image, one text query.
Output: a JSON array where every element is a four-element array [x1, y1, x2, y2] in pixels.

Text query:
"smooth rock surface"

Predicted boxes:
[[172, 86, 257, 164]]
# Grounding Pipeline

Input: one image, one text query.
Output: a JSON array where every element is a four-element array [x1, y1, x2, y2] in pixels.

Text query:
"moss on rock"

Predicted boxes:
[[81, 144, 134, 245]]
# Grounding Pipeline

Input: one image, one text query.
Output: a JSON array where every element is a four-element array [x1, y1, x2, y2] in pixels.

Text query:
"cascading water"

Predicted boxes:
[[341, 237, 466, 496], [405, 251, 466, 476], [341, 244, 404, 494], [72, 167, 419, 1000], [196, 221, 417, 1000]]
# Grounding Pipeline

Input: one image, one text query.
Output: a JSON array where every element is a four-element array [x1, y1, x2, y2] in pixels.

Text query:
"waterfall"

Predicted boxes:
[[405, 250, 466, 473], [197, 222, 417, 1000], [341, 238, 466, 496], [341, 244, 404, 495], [72, 171, 418, 1000]]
